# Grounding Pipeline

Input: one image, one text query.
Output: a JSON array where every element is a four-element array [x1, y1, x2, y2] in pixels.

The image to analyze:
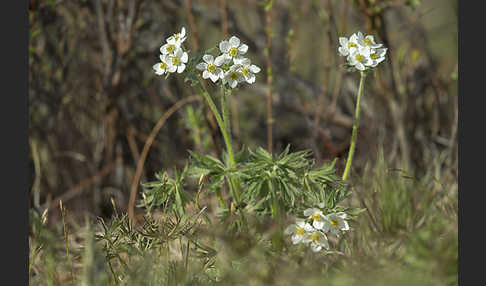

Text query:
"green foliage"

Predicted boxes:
[[240, 145, 350, 217], [139, 166, 192, 216], [29, 153, 457, 285]]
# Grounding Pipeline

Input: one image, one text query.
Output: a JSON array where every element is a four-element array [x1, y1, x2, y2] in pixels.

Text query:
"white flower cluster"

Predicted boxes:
[[285, 208, 349, 252], [338, 31, 387, 71], [196, 36, 260, 89], [153, 27, 189, 75]]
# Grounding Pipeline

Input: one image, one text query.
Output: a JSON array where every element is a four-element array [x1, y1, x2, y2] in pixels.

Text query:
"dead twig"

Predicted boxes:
[[128, 95, 202, 223]]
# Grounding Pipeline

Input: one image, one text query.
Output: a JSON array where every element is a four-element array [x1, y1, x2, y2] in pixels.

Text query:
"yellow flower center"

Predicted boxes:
[[312, 213, 321, 221], [348, 42, 356, 49], [330, 219, 339, 227], [229, 47, 239, 57], [207, 64, 217, 73], [175, 34, 180, 41], [229, 72, 239, 81], [296, 227, 305, 236], [355, 53, 364, 62], [172, 56, 180, 66], [311, 233, 321, 243], [364, 38, 372, 46], [160, 62, 167, 69], [167, 44, 175, 53], [241, 67, 249, 77]]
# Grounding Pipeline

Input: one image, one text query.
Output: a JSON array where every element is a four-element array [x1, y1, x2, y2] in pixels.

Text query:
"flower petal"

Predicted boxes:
[[210, 73, 220, 83], [202, 70, 210, 79], [181, 52, 188, 63], [203, 54, 214, 64], [214, 55, 226, 66], [219, 40, 229, 53], [250, 64, 261, 73], [339, 37, 348, 46], [340, 220, 349, 231], [229, 36, 240, 47], [313, 220, 324, 230], [291, 234, 303, 244], [338, 47, 348, 56], [238, 44, 248, 54], [177, 64, 186, 73], [196, 62, 207, 71], [168, 65, 177, 73], [311, 243, 322, 252], [246, 73, 256, 84]]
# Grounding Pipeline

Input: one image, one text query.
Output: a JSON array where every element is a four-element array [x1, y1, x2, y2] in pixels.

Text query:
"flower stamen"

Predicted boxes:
[[229, 72, 239, 81], [207, 64, 217, 73], [296, 227, 305, 236], [167, 44, 175, 53], [241, 67, 249, 77], [229, 47, 238, 57]]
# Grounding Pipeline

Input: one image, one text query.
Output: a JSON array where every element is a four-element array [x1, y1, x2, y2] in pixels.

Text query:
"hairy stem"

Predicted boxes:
[[197, 82, 242, 204], [221, 85, 231, 143], [342, 71, 366, 181]]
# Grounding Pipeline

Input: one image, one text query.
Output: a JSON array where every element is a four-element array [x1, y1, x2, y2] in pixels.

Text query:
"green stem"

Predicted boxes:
[[342, 71, 366, 181], [221, 85, 231, 142], [197, 82, 242, 204], [197, 82, 236, 169]]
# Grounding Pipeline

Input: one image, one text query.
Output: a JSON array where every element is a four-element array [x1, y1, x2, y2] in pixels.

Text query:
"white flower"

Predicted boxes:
[[285, 219, 314, 245], [160, 42, 180, 56], [302, 230, 329, 252], [303, 208, 325, 230], [196, 54, 224, 83], [369, 47, 387, 67], [166, 27, 187, 46], [338, 32, 387, 71], [338, 33, 359, 56], [216, 36, 248, 64], [322, 212, 349, 236], [356, 31, 382, 49], [222, 65, 244, 88], [153, 55, 171, 75], [234, 58, 260, 84], [167, 47, 188, 73], [347, 46, 372, 71]]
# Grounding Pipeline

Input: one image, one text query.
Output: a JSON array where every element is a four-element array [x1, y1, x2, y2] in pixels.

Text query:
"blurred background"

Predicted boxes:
[[28, 0, 457, 222]]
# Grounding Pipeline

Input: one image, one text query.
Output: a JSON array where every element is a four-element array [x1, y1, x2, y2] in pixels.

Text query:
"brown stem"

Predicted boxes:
[[128, 95, 202, 223], [184, 0, 199, 51], [265, 3, 273, 154], [313, 0, 333, 159]]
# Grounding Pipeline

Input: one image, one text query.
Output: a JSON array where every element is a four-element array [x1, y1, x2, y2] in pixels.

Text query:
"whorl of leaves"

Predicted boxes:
[[139, 166, 192, 216], [187, 145, 353, 217], [139, 145, 357, 219], [239, 145, 350, 216]]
